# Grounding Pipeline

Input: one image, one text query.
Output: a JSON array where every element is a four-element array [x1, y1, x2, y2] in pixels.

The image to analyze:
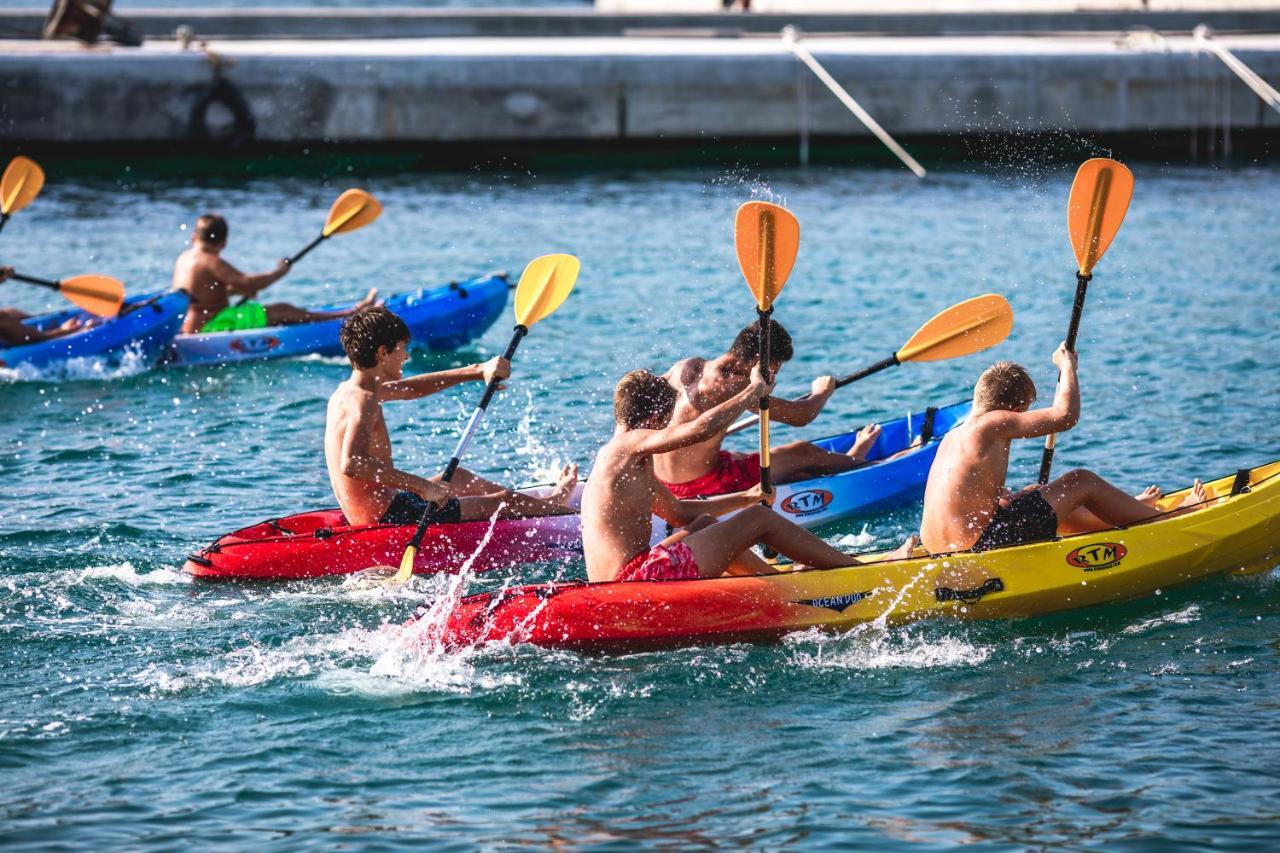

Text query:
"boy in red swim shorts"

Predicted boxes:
[[655, 318, 882, 499], [582, 368, 917, 584]]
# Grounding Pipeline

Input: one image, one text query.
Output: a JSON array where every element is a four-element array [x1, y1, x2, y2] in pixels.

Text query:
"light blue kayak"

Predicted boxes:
[[161, 273, 510, 367], [0, 291, 188, 377]]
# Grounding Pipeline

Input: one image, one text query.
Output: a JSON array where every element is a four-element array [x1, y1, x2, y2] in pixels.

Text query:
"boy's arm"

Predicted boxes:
[[337, 399, 452, 502], [768, 375, 836, 427], [630, 369, 774, 457], [652, 483, 771, 527], [212, 256, 289, 297], [987, 344, 1080, 440], [379, 357, 508, 402]]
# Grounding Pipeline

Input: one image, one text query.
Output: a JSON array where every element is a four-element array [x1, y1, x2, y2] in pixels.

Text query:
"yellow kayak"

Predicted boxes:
[[442, 460, 1280, 649]]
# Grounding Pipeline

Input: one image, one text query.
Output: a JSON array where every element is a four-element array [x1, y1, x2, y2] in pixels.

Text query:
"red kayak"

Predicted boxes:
[[183, 508, 584, 581]]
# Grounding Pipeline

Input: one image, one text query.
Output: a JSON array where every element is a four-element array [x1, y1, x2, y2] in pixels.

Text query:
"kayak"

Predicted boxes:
[[161, 273, 509, 367], [184, 401, 968, 581], [0, 291, 187, 376], [439, 460, 1280, 651]]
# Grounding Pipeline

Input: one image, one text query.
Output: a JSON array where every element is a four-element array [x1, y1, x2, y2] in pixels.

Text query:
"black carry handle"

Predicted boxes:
[[1037, 271, 1092, 484], [402, 324, 528, 553]]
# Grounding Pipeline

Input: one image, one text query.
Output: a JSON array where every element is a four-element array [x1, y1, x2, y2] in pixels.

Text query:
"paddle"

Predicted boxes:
[[390, 253, 580, 583], [735, 201, 800, 495], [6, 271, 124, 317], [0, 156, 46, 237], [725, 293, 1014, 437], [234, 188, 381, 306], [1037, 158, 1134, 484]]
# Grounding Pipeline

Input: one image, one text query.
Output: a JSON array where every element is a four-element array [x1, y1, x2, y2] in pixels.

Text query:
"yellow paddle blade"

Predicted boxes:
[[1068, 158, 1133, 276], [1, 156, 45, 215], [514, 253, 580, 328], [391, 545, 417, 584], [896, 294, 1013, 363], [59, 274, 125, 317], [734, 201, 800, 311], [321, 188, 382, 237]]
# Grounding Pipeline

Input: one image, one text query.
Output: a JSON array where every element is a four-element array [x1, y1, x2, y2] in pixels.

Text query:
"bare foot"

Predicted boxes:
[[1174, 480, 1206, 511], [1135, 485, 1163, 508], [888, 533, 920, 560], [355, 288, 380, 310], [547, 463, 579, 507], [848, 423, 881, 461]]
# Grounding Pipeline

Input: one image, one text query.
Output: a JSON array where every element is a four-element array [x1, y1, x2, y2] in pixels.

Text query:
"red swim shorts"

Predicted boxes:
[[616, 541, 701, 582], [661, 451, 761, 499]]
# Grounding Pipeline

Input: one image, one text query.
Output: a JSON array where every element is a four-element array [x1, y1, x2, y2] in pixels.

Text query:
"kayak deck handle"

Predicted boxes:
[[935, 577, 1004, 604]]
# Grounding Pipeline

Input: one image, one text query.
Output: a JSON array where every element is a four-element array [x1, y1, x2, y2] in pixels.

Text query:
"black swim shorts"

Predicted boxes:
[[378, 492, 463, 526], [971, 490, 1058, 552]]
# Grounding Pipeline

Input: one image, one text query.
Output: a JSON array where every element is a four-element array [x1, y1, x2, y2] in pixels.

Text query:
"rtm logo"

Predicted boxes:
[[229, 336, 281, 354], [780, 489, 833, 517], [1066, 542, 1128, 571]]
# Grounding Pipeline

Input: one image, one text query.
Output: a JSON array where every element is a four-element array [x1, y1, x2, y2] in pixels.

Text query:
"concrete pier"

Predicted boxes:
[[2, 31, 1278, 153]]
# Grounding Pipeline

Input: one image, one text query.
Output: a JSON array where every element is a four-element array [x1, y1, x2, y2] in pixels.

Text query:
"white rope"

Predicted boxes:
[[1194, 25, 1280, 117], [781, 26, 927, 179]]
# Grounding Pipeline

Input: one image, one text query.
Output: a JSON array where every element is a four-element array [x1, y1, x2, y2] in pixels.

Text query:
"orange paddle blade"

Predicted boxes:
[[59, 275, 124, 317], [896, 294, 1014, 363], [514, 254, 580, 327], [1068, 158, 1133, 276], [734, 201, 799, 311], [321, 188, 382, 237], [1, 156, 45, 215]]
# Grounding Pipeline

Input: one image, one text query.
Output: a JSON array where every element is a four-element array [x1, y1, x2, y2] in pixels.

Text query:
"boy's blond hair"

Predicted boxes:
[[974, 361, 1037, 412]]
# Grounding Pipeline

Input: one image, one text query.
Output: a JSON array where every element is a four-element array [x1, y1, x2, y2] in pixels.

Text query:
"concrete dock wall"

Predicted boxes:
[[1, 34, 1277, 148]]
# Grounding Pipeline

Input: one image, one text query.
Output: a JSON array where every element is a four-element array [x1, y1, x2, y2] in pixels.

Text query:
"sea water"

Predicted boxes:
[[1, 160, 1278, 848]]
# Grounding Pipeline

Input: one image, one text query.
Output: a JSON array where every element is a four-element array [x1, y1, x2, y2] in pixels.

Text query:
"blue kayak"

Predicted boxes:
[[761, 399, 970, 528], [0, 291, 187, 377], [161, 273, 509, 367]]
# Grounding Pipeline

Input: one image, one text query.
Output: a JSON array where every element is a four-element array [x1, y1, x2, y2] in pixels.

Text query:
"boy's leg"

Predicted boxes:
[[682, 506, 852, 579], [772, 425, 882, 483], [445, 464, 578, 506], [1038, 469, 1167, 529], [264, 289, 378, 326], [658, 514, 776, 577]]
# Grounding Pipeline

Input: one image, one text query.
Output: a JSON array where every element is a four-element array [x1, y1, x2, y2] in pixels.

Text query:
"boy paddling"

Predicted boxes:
[[920, 344, 1205, 554], [325, 307, 576, 528], [655, 319, 881, 498], [174, 213, 377, 334], [583, 367, 917, 583]]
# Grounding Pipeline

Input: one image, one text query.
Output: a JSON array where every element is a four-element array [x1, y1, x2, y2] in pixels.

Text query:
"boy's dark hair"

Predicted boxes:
[[727, 318, 793, 365], [614, 369, 678, 430], [195, 213, 228, 245], [340, 307, 410, 369], [974, 361, 1037, 412]]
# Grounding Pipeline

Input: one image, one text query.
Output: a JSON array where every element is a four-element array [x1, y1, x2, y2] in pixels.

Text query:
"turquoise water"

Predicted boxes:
[[1, 162, 1278, 847]]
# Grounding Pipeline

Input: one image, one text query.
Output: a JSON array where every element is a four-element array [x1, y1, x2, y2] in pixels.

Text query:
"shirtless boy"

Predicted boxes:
[[920, 343, 1205, 554], [174, 213, 377, 334], [325, 307, 577, 528], [655, 319, 882, 499], [0, 266, 87, 346], [583, 367, 918, 583]]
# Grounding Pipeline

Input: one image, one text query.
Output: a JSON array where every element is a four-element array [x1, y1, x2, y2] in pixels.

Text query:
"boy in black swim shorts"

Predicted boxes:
[[323, 306, 578, 528], [920, 343, 1204, 555]]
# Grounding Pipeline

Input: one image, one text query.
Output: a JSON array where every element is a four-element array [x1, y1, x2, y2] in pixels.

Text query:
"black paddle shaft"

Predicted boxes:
[[10, 272, 60, 289], [835, 353, 900, 389], [405, 324, 529, 551], [288, 234, 326, 266], [0, 213, 9, 236], [1038, 271, 1092, 484], [233, 234, 327, 307]]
